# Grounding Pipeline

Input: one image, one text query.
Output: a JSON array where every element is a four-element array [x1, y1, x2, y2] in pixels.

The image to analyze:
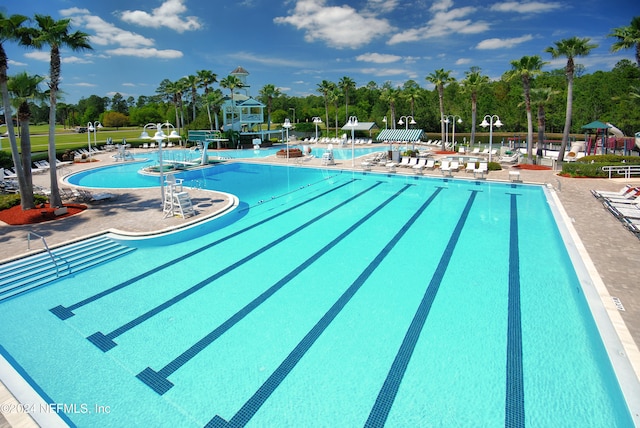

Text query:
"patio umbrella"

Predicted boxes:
[[581, 120, 611, 155]]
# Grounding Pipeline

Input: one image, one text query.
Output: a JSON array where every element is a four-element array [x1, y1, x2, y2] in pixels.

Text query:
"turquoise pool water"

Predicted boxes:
[[0, 163, 635, 427]]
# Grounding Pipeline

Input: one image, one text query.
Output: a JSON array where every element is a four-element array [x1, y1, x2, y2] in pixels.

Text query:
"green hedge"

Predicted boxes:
[[561, 154, 640, 178], [0, 194, 48, 210]]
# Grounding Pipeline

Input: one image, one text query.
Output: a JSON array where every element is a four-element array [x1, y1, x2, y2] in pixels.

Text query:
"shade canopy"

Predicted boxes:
[[340, 121, 378, 132], [581, 120, 611, 130], [376, 129, 424, 142]]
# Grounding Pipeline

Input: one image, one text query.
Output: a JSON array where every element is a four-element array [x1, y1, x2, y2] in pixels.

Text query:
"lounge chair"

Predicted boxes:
[[425, 159, 435, 170], [591, 184, 633, 199], [602, 188, 640, 205], [412, 158, 427, 174], [465, 162, 476, 173], [450, 161, 460, 172], [474, 162, 488, 178], [498, 152, 520, 164], [440, 160, 452, 176], [398, 157, 410, 167], [605, 200, 640, 219], [471, 148, 480, 155]]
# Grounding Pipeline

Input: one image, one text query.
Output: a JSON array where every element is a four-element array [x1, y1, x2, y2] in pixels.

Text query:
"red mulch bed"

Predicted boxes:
[[434, 150, 457, 155], [513, 164, 552, 170], [0, 203, 87, 225]]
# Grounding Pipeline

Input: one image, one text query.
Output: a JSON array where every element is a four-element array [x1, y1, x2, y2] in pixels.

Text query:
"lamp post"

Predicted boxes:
[[382, 116, 387, 130], [87, 121, 102, 162], [0, 124, 5, 150], [347, 115, 358, 167], [312, 116, 322, 141], [398, 115, 416, 151], [480, 114, 503, 163], [283, 118, 292, 162], [443, 115, 462, 150]]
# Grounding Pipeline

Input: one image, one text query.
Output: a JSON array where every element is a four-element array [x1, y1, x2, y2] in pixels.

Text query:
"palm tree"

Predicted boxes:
[[380, 82, 399, 129], [461, 67, 489, 148], [426, 69, 455, 146], [401, 80, 421, 117], [182, 74, 200, 122], [8, 71, 47, 209], [205, 88, 224, 131], [258, 84, 281, 131], [197, 69, 217, 130], [530, 87, 560, 163], [31, 14, 92, 208], [505, 55, 546, 163], [219, 74, 243, 145], [317, 80, 334, 137], [0, 12, 31, 209], [156, 79, 182, 133], [609, 16, 640, 67], [339, 76, 356, 120], [545, 37, 598, 162]]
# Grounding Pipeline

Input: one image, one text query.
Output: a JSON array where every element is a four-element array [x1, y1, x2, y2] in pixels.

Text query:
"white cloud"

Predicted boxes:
[[356, 53, 402, 63], [24, 52, 51, 62], [360, 67, 409, 77], [8, 59, 27, 67], [476, 34, 534, 49], [227, 51, 311, 68], [274, 0, 393, 49], [105, 47, 183, 59], [70, 82, 98, 87], [120, 0, 202, 33], [388, 3, 489, 44], [456, 58, 472, 65], [490, 1, 562, 14]]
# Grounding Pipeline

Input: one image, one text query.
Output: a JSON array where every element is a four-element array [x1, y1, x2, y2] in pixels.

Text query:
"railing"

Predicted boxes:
[[601, 165, 640, 179], [27, 231, 61, 277]]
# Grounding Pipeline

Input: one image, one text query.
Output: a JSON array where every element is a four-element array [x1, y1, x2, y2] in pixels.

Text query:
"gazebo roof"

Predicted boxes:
[[581, 120, 611, 130], [340, 121, 378, 131], [376, 129, 424, 142]]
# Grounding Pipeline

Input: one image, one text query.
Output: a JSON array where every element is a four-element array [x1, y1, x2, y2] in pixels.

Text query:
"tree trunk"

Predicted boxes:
[[558, 72, 574, 162], [48, 47, 62, 208], [18, 103, 35, 209], [470, 92, 477, 147], [438, 86, 445, 145]]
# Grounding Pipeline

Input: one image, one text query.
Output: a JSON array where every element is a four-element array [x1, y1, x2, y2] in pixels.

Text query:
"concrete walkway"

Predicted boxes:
[[1, 147, 639, 427]]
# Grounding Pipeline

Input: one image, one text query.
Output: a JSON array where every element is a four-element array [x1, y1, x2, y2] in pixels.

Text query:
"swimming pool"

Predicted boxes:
[[1, 163, 637, 427]]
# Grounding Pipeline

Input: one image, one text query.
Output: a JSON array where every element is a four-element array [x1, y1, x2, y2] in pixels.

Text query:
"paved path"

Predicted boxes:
[[1, 147, 639, 428]]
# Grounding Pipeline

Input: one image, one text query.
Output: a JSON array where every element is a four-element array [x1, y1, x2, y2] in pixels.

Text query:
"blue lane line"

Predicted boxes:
[[86, 181, 384, 352], [364, 190, 479, 428], [137, 184, 415, 395], [204, 187, 445, 428], [50, 178, 358, 320], [505, 193, 524, 428]]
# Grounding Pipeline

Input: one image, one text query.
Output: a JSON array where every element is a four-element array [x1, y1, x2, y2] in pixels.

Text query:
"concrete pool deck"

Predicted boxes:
[[1, 145, 640, 427]]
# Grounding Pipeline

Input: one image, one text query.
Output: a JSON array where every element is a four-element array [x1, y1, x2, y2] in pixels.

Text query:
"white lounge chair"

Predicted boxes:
[[440, 160, 452, 176], [499, 152, 520, 164], [425, 159, 435, 170], [474, 162, 488, 178], [412, 158, 427, 173], [465, 162, 476, 173], [591, 185, 633, 199], [450, 161, 460, 172], [398, 157, 410, 167]]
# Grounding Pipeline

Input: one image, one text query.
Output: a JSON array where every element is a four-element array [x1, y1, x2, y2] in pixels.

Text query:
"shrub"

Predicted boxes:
[[562, 154, 640, 177], [0, 194, 48, 210], [488, 161, 502, 171]]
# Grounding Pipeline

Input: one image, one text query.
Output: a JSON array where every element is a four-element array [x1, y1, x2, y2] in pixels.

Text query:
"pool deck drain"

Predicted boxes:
[[1, 145, 640, 427]]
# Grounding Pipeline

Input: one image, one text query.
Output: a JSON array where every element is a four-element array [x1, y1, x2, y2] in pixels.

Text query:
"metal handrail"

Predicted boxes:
[[27, 231, 60, 276], [601, 165, 640, 179]]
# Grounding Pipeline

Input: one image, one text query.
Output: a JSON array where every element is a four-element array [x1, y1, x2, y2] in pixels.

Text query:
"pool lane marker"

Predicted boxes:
[[204, 187, 445, 428], [85, 181, 385, 352], [49, 178, 360, 320], [137, 183, 416, 395], [364, 190, 479, 428], [505, 192, 524, 428]]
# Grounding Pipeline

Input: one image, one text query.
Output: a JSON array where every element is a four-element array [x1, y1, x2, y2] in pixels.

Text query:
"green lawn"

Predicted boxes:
[[1, 126, 149, 156]]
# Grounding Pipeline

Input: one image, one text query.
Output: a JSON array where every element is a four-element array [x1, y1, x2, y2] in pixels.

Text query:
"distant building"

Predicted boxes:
[[221, 66, 266, 136]]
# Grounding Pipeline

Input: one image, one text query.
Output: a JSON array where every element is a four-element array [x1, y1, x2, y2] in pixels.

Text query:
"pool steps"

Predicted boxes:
[[0, 235, 135, 302]]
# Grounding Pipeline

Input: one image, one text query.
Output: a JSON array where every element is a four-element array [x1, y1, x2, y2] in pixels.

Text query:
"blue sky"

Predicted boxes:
[[2, 0, 638, 105]]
